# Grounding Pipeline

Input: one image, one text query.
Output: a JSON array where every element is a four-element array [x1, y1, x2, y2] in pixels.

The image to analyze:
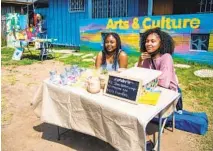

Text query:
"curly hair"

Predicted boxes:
[[102, 32, 122, 70], [140, 27, 175, 55]]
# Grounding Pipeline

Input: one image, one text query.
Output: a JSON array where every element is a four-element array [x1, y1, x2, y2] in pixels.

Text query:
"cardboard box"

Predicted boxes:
[[119, 67, 162, 105]]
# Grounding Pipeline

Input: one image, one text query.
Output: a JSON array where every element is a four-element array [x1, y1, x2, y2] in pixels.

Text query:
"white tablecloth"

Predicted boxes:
[[31, 80, 180, 151]]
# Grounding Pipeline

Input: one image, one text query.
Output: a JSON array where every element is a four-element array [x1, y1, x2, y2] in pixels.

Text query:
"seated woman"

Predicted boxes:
[[95, 32, 128, 71], [137, 27, 180, 150], [137, 27, 178, 92]]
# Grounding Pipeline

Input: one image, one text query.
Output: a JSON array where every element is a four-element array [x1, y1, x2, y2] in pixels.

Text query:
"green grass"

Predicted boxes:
[[59, 54, 94, 68], [1, 47, 41, 66], [52, 45, 74, 50], [173, 59, 213, 150], [1, 47, 62, 66], [58, 51, 140, 68], [58, 50, 98, 68]]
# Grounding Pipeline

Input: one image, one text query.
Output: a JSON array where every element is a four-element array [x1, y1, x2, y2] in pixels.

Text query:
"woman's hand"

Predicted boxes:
[[137, 52, 151, 67], [140, 52, 151, 60]]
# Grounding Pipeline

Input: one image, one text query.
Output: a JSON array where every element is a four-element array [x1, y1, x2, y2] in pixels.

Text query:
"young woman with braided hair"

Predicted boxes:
[[95, 32, 128, 71]]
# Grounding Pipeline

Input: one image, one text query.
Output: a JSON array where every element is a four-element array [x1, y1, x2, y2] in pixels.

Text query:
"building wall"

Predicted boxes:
[[35, 7, 48, 35], [80, 13, 213, 65], [5, 13, 28, 47], [1, 3, 23, 15], [138, 0, 148, 16], [35, 0, 146, 46], [153, 0, 173, 15], [36, 0, 89, 46], [1, 3, 24, 40], [34, 0, 213, 65], [127, 0, 139, 17]]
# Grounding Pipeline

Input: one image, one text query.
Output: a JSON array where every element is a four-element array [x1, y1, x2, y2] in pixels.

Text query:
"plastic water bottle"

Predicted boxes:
[[49, 70, 57, 82], [60, 73, 68, 85]]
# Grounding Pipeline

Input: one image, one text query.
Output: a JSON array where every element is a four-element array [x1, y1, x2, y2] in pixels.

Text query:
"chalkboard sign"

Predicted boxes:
[[103, 73, 142, 104]]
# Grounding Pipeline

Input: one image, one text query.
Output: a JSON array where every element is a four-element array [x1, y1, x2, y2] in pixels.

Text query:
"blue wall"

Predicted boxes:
[[128, 0, 138, 17], [35, 0, 146, 47], [35, 7, 48, 33], [36, 0, 89, 46]]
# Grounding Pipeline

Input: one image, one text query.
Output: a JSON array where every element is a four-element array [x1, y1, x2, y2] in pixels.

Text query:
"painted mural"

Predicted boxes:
[[6, 13, 47, 60], [80, 13, 213, 65], [6, 13, 43, 48], [6, 13, 28, 47]]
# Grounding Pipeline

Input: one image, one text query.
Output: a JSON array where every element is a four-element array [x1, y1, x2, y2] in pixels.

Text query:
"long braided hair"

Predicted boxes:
[[101, 32, 122, 70]]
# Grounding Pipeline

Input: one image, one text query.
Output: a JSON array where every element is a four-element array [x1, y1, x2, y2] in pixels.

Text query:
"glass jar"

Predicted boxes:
[[99, 74, 106, 89], [87, 77, 100, 94]]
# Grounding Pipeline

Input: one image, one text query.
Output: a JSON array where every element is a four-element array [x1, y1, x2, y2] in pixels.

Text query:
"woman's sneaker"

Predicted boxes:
[[146, 140, 154, 151]]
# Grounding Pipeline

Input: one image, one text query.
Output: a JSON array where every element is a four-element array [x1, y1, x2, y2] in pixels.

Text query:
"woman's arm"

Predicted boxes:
[[95, 52, 103, 69], [158, 54, 177, 91], [119, 51, 128, 68]]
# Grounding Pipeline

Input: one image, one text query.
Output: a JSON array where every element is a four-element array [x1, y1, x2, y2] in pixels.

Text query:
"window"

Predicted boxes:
[[199, 0, 213, 13], [191, 34, 210, 51], [173, 0, 213, 14], [92, 0, 127, 18], [69, 0, 85, 12]]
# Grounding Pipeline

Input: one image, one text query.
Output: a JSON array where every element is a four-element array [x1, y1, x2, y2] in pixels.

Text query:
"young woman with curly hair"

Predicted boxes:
[[137, 27, 178, 91], [138, 27, 183, 150]]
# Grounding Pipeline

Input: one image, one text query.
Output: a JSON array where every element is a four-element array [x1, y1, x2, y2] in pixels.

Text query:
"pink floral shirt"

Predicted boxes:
[[141, 53, 178, 91]]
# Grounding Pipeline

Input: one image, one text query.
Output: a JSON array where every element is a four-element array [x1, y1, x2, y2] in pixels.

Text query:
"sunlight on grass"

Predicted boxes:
[[1, 47, 40, 66], [1, 47, 60, 66], [58, 51, 97, 68]]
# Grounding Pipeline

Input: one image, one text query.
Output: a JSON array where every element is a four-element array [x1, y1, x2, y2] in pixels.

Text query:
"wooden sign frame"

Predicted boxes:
[[103, 73, 142, 104]]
